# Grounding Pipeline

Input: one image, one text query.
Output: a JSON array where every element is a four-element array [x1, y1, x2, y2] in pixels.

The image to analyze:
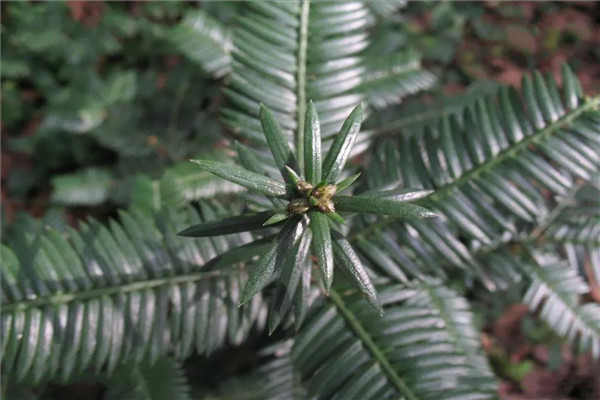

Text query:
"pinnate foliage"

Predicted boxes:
[[1, 205, 267, 383], [1, 1, 599, 398]]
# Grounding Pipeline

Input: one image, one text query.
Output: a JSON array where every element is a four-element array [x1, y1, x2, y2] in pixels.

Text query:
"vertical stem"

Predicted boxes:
[[328, 289, 419, 400], [296, 0, 310, 172]]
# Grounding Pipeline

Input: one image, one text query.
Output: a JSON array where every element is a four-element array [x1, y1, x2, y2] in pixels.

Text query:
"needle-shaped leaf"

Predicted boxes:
[[315, 180, 327, 190], [304, 101, 322, 184], [263, 212, 289, 226], [293, 253, 312, 331], [240, 216, 308, 306], [327, 211, 346, 225], [268, 230, 312, 334], [335, 172, 361, 193], [260, 104, 299, 183], [235, 142, 284, 208], [322, 104, 364, 182], [333, 195, 437, 218], [284, 165, 302, 184], [190, 160, 289, 197], [309, 211, 334, 293], [361, 188, 434, 202], [332, 232, 382, 314], [205, 235, 274, 270], [178, 211, 276, 237]]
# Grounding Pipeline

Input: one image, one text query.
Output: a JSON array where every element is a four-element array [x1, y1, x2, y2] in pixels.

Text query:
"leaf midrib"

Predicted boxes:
[[525, 261, 600, 338], [328, 289, 419, 400], [295, 0, 310, 172], [421, 283, 466, 355], [428, 95, 600, 203], [354, 95, 600, 239], [1, 268, 240, 313]]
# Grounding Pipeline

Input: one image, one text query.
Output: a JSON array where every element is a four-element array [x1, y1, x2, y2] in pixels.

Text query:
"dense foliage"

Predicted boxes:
[[1, 1, 598, 399]]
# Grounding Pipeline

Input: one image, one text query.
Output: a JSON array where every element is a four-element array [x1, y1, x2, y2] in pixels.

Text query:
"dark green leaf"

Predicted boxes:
[[206, 235, 274, 270], [362, 188, 433, 202], [304, 101, 322, 184], [327, 211, 346, 225], [263, 212, 290, 226], [240, 216, 308, 305], [335, 172, 361, 193], [561, 64, 580, 110], [332, 232, 382, 314], [322, 104, 364, 182], [178, 211, 276, 237], [269, 230, 312, 334], [309, 211, 334, 293], [190, 160, 289, 197], [285, 165, 302, 184], [333, 195, 437, 218], [293, 255, 312, 331], [259, 104, 298, 183]]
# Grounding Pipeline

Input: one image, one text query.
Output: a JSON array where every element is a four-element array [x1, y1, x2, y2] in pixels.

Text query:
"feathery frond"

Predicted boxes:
[[105, 357, 192, 400], [359, 51, 436, 109], [366, 0, 407, 18], [220, 0, 432, 153], [368, 81, 502, 138], [216, 341, 305, 400], [51, 168, 114, 206], [354, 67, 599, 288], [292, 282, 497, 400], [169, 10, 232, 78], [166, 160, 247, 202], [365, 67, 598, 239], [544, 185, 600, 247], [522, 252, 600, 359], [1, 205, 267, 383]]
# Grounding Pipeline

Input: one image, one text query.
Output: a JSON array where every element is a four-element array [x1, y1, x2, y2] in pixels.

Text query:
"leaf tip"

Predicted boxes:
[[423, 210, 438, 218], [369, 297, 384, 316], [177, 224, 204, 237], [259, 103, 269, 116], [176, 228, 191, 237], [322, 273, 333, 295], [267, 316, 281, 336], [190, 159, 207, 168], [284, 165, 301, 183], [238, 293, 252, 308], [353, 102, 365, 119]]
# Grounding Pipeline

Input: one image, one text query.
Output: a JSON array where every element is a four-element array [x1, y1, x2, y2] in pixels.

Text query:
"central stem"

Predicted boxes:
[[296, 0, 310, 172], [328, 289, 419, 400]]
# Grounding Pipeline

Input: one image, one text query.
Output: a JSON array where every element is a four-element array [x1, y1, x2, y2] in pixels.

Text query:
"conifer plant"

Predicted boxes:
[[180, 103, 436, 326], [1, 1, 599, 399]]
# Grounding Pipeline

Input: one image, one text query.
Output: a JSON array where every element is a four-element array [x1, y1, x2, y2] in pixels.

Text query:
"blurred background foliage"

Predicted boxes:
[[1, 1, 599, 399], [2, 1, 598, 224]]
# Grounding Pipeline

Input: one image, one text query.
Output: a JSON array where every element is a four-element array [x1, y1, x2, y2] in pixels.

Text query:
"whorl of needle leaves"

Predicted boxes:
[[180, 103, 436, 328]]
